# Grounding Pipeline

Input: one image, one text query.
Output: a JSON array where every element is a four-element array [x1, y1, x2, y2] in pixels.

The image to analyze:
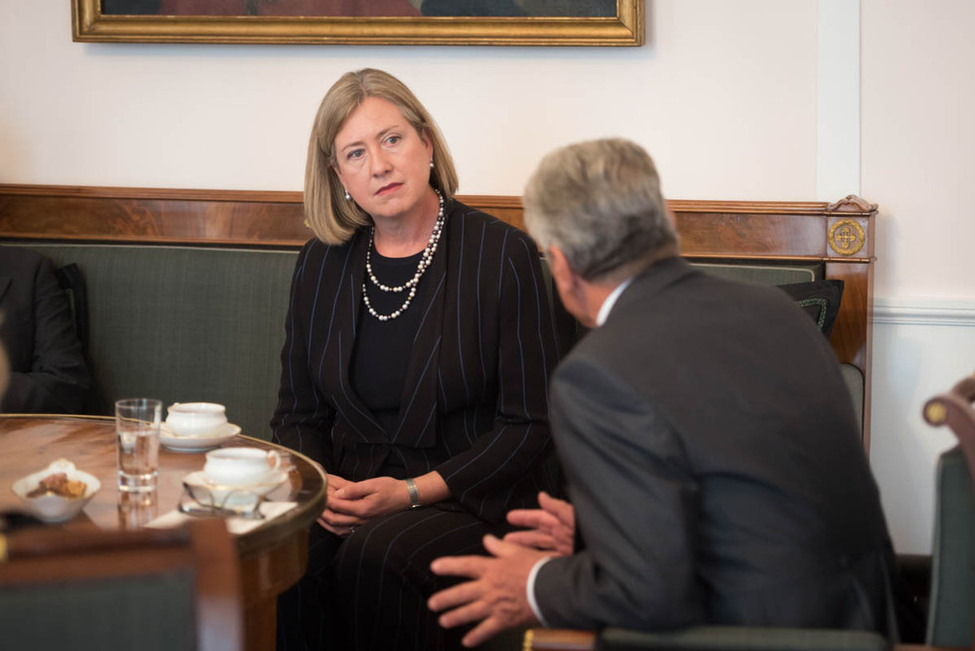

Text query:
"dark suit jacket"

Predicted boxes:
[[0, 248, 89, 413], [535, 257, 896, 635], [271, 201, 561, 523]]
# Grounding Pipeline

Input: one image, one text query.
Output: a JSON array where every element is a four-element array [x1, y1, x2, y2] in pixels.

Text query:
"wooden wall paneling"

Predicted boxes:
[[672, 209, 829, 259], [0, 186, 530, 247], [827, 259, 875, 447], [0, 189, 310, 247]]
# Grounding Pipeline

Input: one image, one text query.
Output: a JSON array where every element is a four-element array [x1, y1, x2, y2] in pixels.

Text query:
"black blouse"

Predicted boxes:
[[350, 247, 427, 438]]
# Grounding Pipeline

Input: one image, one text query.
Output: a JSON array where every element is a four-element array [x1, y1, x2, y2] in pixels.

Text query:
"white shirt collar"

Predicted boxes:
[[596, 277, 634, 326]]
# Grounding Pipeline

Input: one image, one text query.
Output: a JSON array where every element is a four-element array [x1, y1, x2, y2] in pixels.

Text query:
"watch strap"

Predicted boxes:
[[405, 477, 421, 509]]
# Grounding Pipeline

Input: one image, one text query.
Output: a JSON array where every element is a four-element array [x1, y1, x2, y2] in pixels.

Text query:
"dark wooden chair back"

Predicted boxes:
[[925, 375, 975, 473], [0, 518, 242, 651], [923, 374, 975, 649]]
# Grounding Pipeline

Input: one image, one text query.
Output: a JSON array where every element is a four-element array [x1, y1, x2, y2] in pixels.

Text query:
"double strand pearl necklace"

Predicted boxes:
[[362, 190, 445, 322]]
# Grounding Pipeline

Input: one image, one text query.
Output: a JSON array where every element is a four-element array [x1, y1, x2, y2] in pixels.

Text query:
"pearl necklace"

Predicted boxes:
[[362, 190, 445, 322]]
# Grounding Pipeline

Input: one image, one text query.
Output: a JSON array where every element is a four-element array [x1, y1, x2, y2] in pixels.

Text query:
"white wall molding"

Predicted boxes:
[[874, 297, 975, 327]]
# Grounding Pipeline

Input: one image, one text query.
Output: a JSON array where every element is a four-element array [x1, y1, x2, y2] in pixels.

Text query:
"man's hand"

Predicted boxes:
[[504, 491, 575, 556], [428, 534, 547, 647]]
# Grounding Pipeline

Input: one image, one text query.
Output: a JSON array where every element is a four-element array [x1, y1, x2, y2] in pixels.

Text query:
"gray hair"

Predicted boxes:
[[522, 138, 678, 281]]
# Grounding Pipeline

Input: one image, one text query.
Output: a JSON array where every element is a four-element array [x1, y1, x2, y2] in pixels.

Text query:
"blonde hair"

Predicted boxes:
[[304, 69, 459, 245]]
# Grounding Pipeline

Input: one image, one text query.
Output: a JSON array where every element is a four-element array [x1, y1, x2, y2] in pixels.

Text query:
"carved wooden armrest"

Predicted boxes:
[[923, 374, 975, 472], [523, 628, 596, 651]]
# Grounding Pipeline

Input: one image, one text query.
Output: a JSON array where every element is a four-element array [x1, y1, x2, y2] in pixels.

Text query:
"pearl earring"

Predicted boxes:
[[429, 160, 434, 169], [344, 189, 351, 201]]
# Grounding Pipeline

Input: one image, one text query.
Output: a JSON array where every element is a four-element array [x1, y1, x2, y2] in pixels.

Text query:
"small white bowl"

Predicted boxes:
[[165, 402, 228, 437], [12, 459, 101, 523]]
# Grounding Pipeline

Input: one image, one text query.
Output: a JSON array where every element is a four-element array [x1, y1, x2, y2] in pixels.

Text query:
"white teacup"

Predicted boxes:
[[204, 447, 281, 487], [166, 402, 227, 437]]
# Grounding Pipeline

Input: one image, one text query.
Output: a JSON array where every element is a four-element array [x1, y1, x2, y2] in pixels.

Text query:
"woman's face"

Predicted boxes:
[[332, 96, 435, 226]]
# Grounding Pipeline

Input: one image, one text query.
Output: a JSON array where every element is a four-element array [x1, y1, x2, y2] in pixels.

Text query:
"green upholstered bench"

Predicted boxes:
[[3, 244, 865, 448], [7, 244, 865, 447], [6, 243, 297, 440]]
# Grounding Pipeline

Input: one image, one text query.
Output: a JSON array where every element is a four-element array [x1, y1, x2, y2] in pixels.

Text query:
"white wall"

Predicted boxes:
[[0, 1, 817, 199], [861, 0, 975, 552], [1, 0, 972, 554]]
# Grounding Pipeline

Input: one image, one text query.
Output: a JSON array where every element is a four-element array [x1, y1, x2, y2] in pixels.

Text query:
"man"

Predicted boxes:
[[428, 138, 897, 647], [0, 247, 89, 413]]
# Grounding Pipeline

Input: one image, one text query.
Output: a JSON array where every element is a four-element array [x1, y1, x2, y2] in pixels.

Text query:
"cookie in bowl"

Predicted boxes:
[[12, 459, 101, 523]]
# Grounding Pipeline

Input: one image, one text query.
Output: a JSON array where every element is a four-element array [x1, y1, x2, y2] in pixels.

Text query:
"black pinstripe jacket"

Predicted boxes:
[[271, 200, 562, 523]]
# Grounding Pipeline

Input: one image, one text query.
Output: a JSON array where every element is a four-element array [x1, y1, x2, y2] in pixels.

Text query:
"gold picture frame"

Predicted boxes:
[[72, 1, 644, 46]]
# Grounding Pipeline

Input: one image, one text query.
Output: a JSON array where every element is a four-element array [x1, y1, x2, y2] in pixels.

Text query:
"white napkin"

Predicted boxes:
[[146, 501, 298, 535]]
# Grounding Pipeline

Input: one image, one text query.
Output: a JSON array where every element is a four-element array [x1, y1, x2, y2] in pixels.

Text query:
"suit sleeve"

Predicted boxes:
[[533, 354, 703, 630], [270, 245, 335, 469], [435, 235, 560, 518], [1, 255, 89, 413]]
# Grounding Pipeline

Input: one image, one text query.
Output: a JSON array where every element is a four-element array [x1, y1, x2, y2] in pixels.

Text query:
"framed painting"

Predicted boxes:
[[72, 0, 644, 46]]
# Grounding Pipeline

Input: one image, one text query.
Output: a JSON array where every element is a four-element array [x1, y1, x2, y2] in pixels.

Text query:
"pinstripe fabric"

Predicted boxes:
[[271, 201, 563, 649]]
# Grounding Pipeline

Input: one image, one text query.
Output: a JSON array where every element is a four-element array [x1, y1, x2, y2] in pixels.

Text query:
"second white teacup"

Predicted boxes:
[[204, 447, 281, 487], [166, 402, 227, 437]]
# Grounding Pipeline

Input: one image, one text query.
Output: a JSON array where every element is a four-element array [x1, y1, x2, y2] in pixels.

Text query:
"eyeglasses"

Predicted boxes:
[[178, 481, 265, 520]]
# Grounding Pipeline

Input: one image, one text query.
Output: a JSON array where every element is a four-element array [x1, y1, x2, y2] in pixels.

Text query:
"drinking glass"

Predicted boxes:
[[118, 491, 159, 529], [115, 398, 162, 493]]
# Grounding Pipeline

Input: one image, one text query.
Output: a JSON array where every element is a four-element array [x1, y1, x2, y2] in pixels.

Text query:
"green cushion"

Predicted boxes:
[[838, 364, 864, 437], [598, 625, 889, 651], [11, 243, 298, 440], [692, 262, 816, 285], [777, 280, 845, 337], [6, 246, 863, 444], [694, 264, 844, 336], [926, 445, 975, 647]]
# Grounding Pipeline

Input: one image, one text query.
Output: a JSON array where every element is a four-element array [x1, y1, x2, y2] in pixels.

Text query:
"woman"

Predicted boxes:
[[271, 69, 562, 650]]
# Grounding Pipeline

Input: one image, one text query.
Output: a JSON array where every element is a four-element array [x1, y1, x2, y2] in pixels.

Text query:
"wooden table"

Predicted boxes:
[[0, 414, 327, 651]]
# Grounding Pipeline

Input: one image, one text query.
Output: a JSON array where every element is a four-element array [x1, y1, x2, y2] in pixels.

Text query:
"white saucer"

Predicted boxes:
[[160, 422, 241, 452], [182, 469, 288, 508]]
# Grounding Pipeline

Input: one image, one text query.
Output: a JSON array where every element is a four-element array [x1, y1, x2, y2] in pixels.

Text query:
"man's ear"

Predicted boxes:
[[546, 246, 575, 292], [547, 245, 593, 327]]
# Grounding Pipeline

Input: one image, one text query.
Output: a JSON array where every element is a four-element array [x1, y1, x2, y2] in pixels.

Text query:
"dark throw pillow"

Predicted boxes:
[[778, 279, 845, 337]]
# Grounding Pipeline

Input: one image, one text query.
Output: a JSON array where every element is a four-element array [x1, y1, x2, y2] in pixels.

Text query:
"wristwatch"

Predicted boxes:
[[405, 477, 422, 509]]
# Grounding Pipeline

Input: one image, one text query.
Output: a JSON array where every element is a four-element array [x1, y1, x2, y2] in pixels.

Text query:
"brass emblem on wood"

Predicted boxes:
[[828, 219, 866, 256], [924, 401, 948, 426]]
